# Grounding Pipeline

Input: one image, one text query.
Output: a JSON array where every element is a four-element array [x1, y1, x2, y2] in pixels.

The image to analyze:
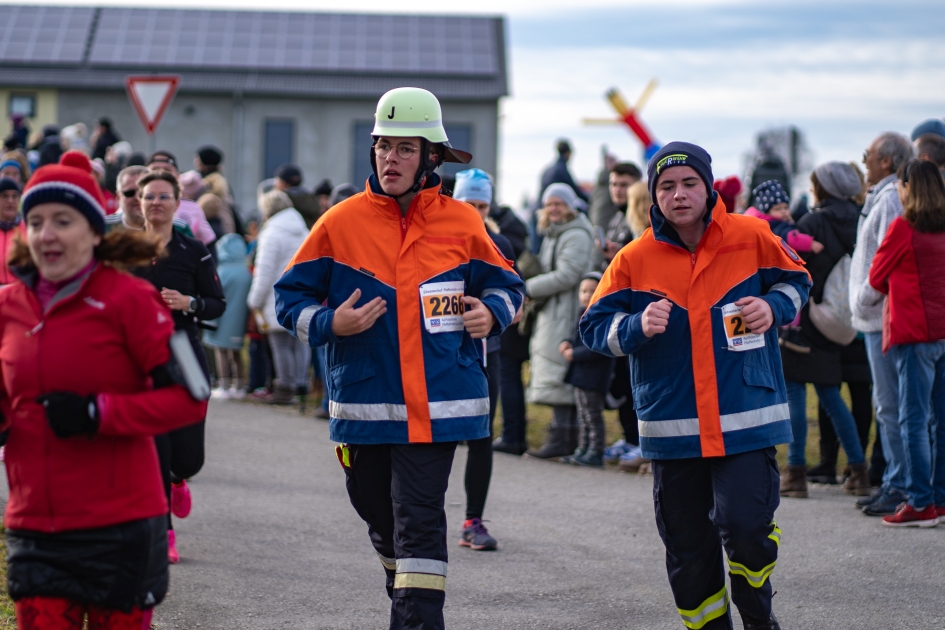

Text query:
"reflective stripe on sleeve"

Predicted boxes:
[[607, 313, 628, 356], [329, 397, 489, 422], [296, 304, 324, 345], [678, 586, 728, 629], [728, 558, 777, 588], [482, 288, 516, 320], [770, 283, 801, 315], [638, 403, 789, 438]]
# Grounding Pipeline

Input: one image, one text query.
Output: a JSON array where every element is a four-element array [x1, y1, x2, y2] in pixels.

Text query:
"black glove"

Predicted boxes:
[[37, 392, 99, 439]]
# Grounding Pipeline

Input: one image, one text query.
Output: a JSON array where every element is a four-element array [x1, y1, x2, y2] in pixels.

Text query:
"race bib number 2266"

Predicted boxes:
[[721, 302, 765, 352], [420, 281, 465, 333]]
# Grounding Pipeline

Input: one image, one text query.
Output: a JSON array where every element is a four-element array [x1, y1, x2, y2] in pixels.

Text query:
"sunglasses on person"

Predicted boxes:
[[120, 188, 138, 198]]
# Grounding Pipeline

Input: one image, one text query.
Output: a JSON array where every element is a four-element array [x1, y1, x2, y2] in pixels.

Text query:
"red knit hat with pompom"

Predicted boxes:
[[21, 150, 107, 233], [712, 175, 742, 214]]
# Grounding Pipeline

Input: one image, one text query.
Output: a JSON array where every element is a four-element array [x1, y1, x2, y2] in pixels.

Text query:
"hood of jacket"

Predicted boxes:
[[542, 210, 595, 239], [262, 207, 308, 239], [216, 233, 246, 265]]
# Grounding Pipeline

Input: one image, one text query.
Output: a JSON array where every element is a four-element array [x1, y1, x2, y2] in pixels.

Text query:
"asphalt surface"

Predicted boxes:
[[5, 399, 944, 629]]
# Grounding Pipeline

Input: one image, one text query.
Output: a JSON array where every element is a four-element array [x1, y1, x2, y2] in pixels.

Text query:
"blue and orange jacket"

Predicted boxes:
[[275, 176, 524, 445], [580, 195, 811, 460]]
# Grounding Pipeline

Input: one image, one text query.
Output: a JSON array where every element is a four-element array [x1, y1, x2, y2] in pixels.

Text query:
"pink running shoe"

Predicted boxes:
[[167, 530, 180, 564], [171, 480, 192, 518]]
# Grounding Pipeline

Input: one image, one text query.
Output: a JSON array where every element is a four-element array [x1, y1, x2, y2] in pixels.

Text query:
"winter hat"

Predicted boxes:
[[813, 162, 861, 200], [581, 271, 603, 283], [0, 159, 22, 174], [147, 150, 178, 170], [910, 118, 945, 141], [0, 177, 21, 194], [21, 151, 107, 234], [196, 145, 223, 167], [542, 182, 581, 210], [453, 169, 493, 204], [647, 141, 714, 203], [275, 164, 303, 187], [179, 170, 205, 200], [752, 179, 791, 214], [330, 183, 358, 206], [314, 179, 333, 197], [713, 176, 742, 213]]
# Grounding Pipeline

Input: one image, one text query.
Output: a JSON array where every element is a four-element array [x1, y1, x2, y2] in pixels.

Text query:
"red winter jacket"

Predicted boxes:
[[0, 263, 207, 533], [869, 216, 945, 353]]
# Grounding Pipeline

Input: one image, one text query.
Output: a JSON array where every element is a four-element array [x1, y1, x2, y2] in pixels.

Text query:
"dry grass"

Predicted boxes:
[[0, 530, 16, 629]]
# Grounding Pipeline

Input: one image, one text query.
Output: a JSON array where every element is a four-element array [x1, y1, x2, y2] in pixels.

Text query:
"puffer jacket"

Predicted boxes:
[[580, 196, 811, 460], [248, 208, 309, 332], [0, 264, 207, 532], [205, 234, 252, 350], [869, 216, 945, 351], [275, 175, 523, 445], [526, 212, 595, 405]]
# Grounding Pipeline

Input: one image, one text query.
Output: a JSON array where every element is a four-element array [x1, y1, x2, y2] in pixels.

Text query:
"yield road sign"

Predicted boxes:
[[125, 75, 181, 135]]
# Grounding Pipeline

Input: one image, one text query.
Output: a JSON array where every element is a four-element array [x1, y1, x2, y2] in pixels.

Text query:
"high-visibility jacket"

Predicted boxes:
[[275, 177, 524, 445], [580, 196, 811, 460]]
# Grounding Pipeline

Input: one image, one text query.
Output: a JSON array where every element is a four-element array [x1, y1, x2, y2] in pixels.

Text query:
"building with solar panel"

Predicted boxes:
[[0, 5, 507, 215]]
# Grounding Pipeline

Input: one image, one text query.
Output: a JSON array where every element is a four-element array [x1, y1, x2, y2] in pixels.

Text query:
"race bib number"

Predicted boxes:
[[721, 302, 766, 352], [420, 281, 465, 334]]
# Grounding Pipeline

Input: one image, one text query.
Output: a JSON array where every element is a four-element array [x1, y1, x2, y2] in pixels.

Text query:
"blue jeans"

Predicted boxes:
[[786, 380, 865, 467], [892, 342, 945, 509], [864, 332, 909, 492]]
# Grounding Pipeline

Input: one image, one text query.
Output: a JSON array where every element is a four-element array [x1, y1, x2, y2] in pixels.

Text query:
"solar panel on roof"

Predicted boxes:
[[0, 5, 95, 64]]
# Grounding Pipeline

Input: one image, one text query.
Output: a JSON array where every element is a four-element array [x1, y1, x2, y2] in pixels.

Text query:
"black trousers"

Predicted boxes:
[[154, 421, 206, 530], [498, 354, 527, 445], [653, 448, 781, 630], [465, 350, 500, 521], [344, 442, 456, 630]]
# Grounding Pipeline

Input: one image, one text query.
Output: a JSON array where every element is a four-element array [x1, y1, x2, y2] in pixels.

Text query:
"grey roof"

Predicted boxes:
[[0, 5, 507, 100]]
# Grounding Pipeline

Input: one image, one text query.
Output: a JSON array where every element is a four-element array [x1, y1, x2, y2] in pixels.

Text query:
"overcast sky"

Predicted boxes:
[[11, 0, 945, 205]]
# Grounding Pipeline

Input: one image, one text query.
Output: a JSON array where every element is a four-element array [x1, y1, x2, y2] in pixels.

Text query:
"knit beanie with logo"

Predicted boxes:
[[647, 142, 714, 202], [21, 150, 107, 234]]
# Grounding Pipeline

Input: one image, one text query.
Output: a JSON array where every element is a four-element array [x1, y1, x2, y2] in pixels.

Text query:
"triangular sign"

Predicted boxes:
[[125, 75, 181, 135]]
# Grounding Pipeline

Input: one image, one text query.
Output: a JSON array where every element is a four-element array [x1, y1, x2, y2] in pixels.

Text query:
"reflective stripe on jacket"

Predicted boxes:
[[580, 196, 811, 460], [275, 177, 524, 445]]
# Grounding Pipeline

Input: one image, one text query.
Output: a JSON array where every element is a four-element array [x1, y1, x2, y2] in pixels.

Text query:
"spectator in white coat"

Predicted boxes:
[[248, 190, 311, 405]]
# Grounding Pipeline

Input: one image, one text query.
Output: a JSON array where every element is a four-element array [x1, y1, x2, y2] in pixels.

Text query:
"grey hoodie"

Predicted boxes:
[[849, 174, 902, 332]]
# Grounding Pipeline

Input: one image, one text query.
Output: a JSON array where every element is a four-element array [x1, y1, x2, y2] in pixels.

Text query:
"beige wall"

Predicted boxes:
[[0, 88, 58, 144]]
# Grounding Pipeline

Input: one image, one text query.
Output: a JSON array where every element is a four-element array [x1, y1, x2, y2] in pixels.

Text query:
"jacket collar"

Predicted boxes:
[[12, 260, 101, 316], [364, 172, 443, 220], [649, 191, 724, 251]]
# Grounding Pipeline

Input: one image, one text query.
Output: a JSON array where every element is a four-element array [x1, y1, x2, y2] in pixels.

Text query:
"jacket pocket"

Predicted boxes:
[[743, 363, 778, 391], [330, 357, 376, 389], [633, 375, 674, 409], [456, 338, 483, 367]]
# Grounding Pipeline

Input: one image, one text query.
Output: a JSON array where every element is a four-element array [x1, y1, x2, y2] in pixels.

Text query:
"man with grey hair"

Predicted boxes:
[[849, 131, 914, 516]]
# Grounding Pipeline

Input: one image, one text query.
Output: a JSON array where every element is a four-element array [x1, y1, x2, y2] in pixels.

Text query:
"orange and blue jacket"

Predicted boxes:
[[580, 195, 811, 460], [275, 176, 523, 445]]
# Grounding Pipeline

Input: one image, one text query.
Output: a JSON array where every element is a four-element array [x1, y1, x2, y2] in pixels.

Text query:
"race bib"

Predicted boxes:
[[420, 281, 465, 333], [721, 302, 765, 352]]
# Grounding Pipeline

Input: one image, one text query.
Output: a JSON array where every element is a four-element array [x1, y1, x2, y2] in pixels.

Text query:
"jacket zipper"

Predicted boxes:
[[401, 217, 407, 243], [691, 251, 697, 269], [33, 317, 56, 531]]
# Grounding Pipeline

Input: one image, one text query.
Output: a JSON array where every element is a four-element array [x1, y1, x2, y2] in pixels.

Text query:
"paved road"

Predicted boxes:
[[5, 399, 943, 629]]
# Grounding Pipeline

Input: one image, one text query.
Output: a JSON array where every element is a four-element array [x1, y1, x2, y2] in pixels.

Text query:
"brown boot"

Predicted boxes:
[[843, 462, 872, 496], [779, 464, 808, 498]]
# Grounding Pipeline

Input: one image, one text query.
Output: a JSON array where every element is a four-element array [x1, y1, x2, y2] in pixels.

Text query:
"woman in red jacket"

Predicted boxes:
[[0, 151, 207, 629], [869, 159, 945, 528]]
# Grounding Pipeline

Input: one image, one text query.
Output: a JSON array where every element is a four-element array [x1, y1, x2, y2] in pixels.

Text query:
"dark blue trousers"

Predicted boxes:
[[652, 448, 781, 629], [344, 442, 456, 630]]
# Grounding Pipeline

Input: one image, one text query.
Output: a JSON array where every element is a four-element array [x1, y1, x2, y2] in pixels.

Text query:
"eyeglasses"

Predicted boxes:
[[142, 193, 175, 203], [121, 188, 137, 199], [374, 142, 419, 160]]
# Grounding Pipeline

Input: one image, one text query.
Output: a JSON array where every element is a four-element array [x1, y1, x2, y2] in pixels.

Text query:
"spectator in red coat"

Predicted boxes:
[[0, 151, 207, 629], [869, 159, 945, 528]]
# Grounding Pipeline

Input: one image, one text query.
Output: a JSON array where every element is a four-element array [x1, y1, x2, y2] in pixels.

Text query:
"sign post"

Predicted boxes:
[[125, 75, 181, 154]]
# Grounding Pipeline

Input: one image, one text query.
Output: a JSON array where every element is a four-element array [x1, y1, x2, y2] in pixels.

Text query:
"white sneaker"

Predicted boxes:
[[228, 386, 246, 400], [210, 387, 231, 400]]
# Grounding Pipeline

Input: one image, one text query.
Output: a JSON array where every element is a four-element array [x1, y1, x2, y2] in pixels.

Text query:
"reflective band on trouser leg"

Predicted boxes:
[[767, 521, 781, 548], [377, 552, 396, 571], [678, 586, 729, 629], [728, 558, 777, 588], [393, 558, 447, 591]]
